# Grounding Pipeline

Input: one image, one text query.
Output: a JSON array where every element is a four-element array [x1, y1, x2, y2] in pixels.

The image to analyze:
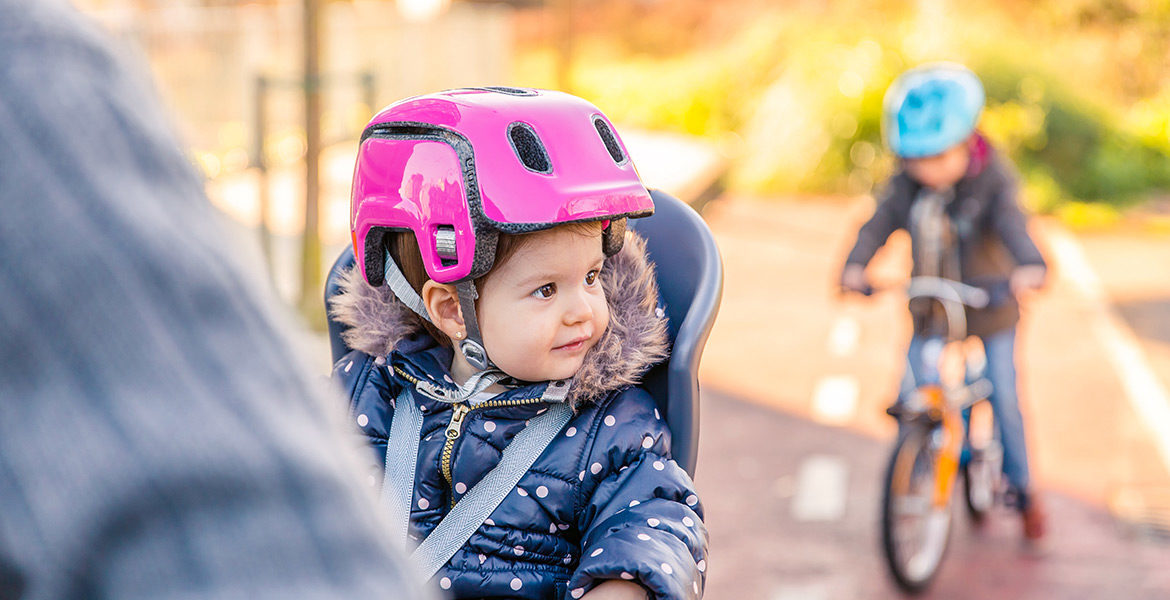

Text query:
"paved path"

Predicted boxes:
[[694, 195, 1170, 598]]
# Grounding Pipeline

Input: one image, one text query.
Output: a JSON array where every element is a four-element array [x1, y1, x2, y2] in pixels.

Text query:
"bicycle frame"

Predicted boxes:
[[903, 276, 991, 509]]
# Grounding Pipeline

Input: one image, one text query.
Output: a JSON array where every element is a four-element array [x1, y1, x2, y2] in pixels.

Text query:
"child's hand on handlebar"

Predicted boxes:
[[840, 264, 874, 296], [1009, 265, 1046, 297]]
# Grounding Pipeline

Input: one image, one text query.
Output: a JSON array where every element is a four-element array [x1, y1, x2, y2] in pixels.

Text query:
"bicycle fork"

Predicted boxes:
[[921, 385, 964, 508]]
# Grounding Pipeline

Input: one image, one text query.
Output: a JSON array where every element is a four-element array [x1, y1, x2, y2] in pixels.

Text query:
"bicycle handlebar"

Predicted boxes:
[[844, 277, 1013, 339]]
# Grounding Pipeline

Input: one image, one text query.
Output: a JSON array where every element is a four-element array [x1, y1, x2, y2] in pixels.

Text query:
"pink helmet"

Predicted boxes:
[[351, 87, 653, 288], [349, 87, 654, 376]]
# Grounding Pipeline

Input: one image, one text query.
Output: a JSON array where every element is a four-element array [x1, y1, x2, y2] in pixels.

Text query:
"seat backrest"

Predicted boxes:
[[324, 190, 722, 477], [629, 190, 722, 476]]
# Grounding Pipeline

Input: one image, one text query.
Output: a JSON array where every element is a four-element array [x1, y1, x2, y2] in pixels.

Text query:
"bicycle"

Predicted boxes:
[[874, 276, 1008, 594]]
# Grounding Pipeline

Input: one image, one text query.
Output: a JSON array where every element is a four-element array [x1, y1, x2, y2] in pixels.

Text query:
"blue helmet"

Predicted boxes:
[[883, 63, 985, 159]]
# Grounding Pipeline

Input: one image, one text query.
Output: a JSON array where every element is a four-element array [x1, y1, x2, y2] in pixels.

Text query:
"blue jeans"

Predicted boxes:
[[897, 328, 1032, 499]]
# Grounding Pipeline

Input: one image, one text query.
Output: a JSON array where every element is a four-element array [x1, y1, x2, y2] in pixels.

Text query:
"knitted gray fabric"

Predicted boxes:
[[0, 2, 431, 599]]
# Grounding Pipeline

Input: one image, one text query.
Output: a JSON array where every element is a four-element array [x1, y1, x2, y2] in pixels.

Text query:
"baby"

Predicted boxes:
[[331, 88, 708, 599]]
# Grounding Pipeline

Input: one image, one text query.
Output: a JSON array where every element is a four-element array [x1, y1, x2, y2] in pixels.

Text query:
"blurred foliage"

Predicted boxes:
[[515, 0, 1170, 210]]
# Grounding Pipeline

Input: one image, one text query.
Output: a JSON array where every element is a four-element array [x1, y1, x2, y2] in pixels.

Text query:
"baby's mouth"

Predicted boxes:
[[553, 335, 591, 352]]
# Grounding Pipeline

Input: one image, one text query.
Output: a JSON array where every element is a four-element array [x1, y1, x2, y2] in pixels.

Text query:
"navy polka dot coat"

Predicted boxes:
[[329, 233, 708, 599]]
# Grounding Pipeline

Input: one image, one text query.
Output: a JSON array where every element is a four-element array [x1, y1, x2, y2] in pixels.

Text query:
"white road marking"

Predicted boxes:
[[790, 454, 849, 522], [1047, 227, 1170, 472], [811, 375, 859, 425], [827, 315, 861, 357]]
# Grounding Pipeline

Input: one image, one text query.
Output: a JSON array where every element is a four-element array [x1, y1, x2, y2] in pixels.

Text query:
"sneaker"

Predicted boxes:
[[1022, 494, 1047, 540]]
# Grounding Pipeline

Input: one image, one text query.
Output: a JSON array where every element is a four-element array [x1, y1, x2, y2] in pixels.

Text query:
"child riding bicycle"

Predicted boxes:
[[839, 63, 1049, 540]]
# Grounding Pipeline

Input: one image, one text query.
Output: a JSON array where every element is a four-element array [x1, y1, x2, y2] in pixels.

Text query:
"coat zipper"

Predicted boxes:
[[440, 395, 546, 507], [394, 367, 546, 508]]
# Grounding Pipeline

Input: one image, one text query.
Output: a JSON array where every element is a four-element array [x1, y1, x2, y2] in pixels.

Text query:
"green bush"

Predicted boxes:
[[552, 4, 1170, 208]]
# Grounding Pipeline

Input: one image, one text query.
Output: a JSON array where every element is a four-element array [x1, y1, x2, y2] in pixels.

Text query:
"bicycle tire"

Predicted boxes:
[[962, 407, 1002, 524], [881, 422, 953, 594]]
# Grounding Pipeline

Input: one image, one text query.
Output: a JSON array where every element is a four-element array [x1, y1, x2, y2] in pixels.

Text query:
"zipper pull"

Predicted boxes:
[[445, 403, 470, 440]]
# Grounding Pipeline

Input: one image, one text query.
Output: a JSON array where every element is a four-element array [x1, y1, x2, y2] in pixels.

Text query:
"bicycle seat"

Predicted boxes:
[[323, 190, 723, 477]]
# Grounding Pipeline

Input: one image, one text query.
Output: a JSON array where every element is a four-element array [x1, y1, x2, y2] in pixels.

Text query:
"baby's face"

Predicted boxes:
[[477, 226, 610, 383]]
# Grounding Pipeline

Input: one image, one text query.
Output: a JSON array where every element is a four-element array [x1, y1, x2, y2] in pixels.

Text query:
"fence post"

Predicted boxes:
[[300, 0, 324, 325]]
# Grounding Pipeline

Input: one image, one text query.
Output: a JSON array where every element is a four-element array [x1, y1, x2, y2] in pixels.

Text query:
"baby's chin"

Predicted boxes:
[[501, 355, 588, 385]]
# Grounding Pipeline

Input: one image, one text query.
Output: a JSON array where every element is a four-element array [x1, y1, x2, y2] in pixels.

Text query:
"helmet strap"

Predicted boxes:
[[382, 249, 496, 373], [383, 249, 433, 324], [455, 280, 493, 372]]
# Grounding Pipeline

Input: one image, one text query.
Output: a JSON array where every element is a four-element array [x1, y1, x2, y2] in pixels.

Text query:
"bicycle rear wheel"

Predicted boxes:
[[881, 422, 953, 594]]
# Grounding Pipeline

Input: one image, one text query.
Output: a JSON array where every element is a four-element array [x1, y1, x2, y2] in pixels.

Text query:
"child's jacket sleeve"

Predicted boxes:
[[569, 388, 709, 600]]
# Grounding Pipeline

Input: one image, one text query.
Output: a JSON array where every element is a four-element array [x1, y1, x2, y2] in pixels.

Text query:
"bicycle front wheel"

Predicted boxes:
[[963, 407, 1003, 524], [881, 423, 953, 594]]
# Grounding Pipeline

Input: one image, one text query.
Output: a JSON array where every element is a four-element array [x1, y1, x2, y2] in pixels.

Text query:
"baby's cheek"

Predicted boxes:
[[594, 293, 611, 335]]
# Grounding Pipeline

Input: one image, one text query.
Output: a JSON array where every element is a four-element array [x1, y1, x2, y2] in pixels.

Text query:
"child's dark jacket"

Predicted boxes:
[[330, 232, 708, 599], [844, 136, 1047, 336]]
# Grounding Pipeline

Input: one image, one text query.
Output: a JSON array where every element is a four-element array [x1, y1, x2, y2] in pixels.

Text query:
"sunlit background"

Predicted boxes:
[[72, 1, 1170, 597]]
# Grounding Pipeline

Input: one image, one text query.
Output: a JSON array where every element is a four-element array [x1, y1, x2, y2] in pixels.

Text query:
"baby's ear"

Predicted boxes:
[[420, 281, 464, 336]]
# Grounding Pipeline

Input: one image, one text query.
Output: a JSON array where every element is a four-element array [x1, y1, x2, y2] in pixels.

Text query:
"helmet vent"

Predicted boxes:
[[592, 116, 627, 164], [477, 86, 537, 96], [508, 122, 552, 174]]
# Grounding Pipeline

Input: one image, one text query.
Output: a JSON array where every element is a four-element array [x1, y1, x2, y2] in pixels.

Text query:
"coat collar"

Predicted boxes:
[[329, 231, 669, 410]]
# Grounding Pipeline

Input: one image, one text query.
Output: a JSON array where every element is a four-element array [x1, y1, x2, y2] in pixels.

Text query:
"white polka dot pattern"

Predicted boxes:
[[455, 482, 467, 494], [483, 421, 496, 433], [590, 462, 602, 475], [683, 516, 695, 527], [439, 577, 451, 590], [641, 436, 654, 449], [604, 415, 616, 426], [661, 563, 673, 575], [513, 545, 524, 555], [356, 413, 369, 427], [620, 572, 634, 580], [590, 548, 604, 557], [478, 554, 487, 564], [637, 533, 651, 541], [647, 518, 660, 527], [517, 487, 528, 497], [510, 578, 523, 591], [536, 485, 549, 498], [629, 500, 640, 507], [686, 494, 698, 506], [652, 460, 664, 470], [570, 588, 585, 599], [697, 559, 706, 572], [417, 498, 429, 509], [565, 426, 577, 437]]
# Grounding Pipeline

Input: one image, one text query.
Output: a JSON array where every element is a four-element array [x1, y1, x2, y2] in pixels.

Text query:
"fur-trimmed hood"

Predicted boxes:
[[328, 231, 669, 409]]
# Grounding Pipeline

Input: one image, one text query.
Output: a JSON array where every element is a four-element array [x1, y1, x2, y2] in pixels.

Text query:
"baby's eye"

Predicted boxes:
[[533, 283, 556, 299], [584, 269, 601, 286]]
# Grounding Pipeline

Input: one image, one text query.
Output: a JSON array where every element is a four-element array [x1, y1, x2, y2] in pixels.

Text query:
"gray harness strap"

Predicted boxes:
[[381, 387, 424, 545], [382, 379, 574, 580]]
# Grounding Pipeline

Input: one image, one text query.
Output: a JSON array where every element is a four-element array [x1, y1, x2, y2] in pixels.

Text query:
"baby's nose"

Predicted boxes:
[[562, 289, 594, 324]]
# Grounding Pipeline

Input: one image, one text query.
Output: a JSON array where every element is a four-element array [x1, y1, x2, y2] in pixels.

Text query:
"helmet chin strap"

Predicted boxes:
[[383, 251, 506, 403], [454, 281, 491, 371]]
